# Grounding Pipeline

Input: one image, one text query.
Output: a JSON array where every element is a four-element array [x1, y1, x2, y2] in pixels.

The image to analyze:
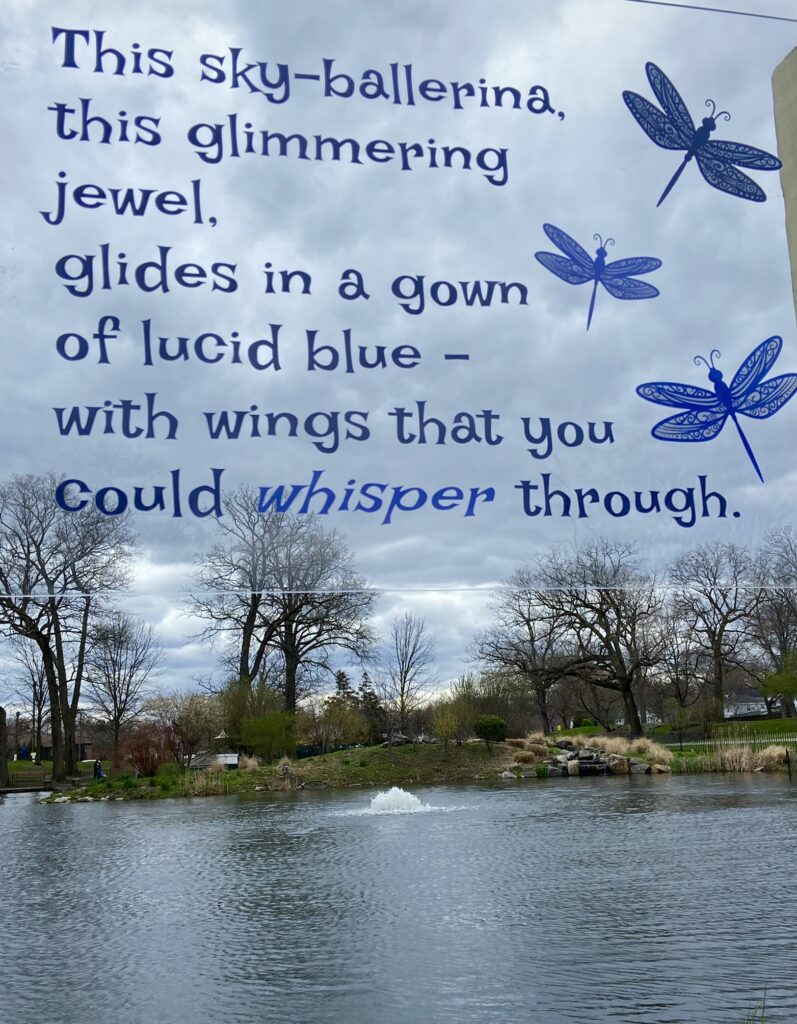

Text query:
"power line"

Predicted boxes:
[[0, 584, 794, 598], [623, 0, 797, 23]]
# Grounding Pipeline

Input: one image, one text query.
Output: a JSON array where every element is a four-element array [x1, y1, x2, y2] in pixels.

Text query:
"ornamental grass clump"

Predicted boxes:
[[513, 750, 540, 764], [506, 738, 527, 749], [628, 737, 673, 764], [524, 731, 547, 747], [754, 744, 788, 771], [714, 745, 756, 773]]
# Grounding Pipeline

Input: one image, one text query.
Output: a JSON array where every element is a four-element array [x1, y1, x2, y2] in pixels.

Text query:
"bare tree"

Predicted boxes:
[[384, 612, 435, 734], [750, 527, 797, 717], [191, 490, 375, 713], [0, 474, 133, 779], [85, 611, 161, 763], [11, 638, 49, 758], [147, 692, 220, 768], [532, 540, 663, 737], [669, 542, 763, 724], [472, 571, 579, 734], [0, 706, 8, 787]]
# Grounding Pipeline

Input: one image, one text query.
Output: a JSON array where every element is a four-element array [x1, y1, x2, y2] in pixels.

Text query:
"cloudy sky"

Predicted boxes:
[[1, 0, 795, 693]]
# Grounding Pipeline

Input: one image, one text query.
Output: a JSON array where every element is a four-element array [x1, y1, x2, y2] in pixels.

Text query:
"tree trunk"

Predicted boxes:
[[711, 647, 725, 724], [0, 707, 9, 787], [535, 687, 552, 736], [283, 634, 299, 714], [621, 685, 644, 738], [782, 694, 796, 718]]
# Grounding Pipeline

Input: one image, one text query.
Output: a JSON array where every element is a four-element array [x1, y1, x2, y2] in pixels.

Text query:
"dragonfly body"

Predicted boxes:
[[534, 224, 661, 330], [636, 337, 797, 483], [623, 63, 781, 206]]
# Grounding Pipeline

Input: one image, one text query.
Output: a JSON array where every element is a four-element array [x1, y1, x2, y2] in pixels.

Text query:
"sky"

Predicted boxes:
[[1, 0, 795, 696]]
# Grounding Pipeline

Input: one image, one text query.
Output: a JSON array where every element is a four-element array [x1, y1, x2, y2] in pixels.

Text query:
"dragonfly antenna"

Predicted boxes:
[[705, 98, 731, 121], [694, 349, 721, 370], [593, 233, 615, 248]]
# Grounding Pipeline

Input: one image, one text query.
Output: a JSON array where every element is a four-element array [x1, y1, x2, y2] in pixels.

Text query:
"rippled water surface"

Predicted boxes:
[[2, 775, 796, 1024]]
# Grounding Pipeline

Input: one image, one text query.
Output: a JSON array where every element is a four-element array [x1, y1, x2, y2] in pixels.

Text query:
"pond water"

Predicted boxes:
[[2, 775, 796, 1024]]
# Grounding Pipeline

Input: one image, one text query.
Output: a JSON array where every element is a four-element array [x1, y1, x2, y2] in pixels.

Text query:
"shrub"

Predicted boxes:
[[473, 715, 508, 748], [240, 713, 295, 762]]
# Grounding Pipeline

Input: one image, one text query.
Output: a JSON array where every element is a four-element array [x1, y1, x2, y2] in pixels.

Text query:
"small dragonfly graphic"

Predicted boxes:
[[636, 336, 797, 483], [534, 223, 661, 331], [623, 62, 782, 206]]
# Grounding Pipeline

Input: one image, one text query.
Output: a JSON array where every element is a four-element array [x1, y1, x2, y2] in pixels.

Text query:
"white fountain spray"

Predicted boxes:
[[368, 786, 433, 814]]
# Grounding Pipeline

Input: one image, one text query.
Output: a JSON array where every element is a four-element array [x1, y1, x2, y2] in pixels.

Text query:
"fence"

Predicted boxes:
[[661, 730, 797, 751], [5, 770, 53, 788]]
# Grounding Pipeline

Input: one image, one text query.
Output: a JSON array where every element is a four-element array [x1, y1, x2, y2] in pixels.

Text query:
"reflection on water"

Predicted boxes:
[[2, 775, 795, 1024]]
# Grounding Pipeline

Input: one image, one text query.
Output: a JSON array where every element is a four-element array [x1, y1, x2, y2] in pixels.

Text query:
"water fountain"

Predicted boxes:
[[368, 786, 432, 814]]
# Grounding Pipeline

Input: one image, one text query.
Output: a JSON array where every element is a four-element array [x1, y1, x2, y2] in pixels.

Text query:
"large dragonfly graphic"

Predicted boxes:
[[623, 62, 782, 206], [636, 336, 797, 483], [534, 223, 661, 330]]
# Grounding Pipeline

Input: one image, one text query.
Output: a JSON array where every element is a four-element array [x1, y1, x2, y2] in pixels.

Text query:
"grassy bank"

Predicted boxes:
[[42, 731, 793, 803], [46, 742, 518, 801]]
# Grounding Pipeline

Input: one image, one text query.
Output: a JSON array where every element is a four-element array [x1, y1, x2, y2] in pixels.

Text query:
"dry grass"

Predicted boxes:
[[524, 731, 547, 747], [628, 738, 674, 764], [755, 745, 788, 770], [239, 755, 259, 772], [179, 765, 229, 796], [526, 742, 550, 758], [569, 734, 593, 749], [506, 738, 527, 749], [586, 735, 630, 756], [714, 745, 756, 773], [513, 751, 539, 764]]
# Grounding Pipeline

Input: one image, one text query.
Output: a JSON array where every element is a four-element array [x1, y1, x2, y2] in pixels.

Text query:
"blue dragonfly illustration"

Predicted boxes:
[[623, 62, 782, 206], [534, 223, 661, 331], [636, 336, 797, 483]]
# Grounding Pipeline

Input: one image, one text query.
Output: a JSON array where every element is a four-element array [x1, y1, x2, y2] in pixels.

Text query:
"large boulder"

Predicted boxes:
[[567, 759, 581, 777], [606, 754, 630, 774], [554, 739, 575, 750], [629, 759, 651, 774], [651, 763, 672, 774]]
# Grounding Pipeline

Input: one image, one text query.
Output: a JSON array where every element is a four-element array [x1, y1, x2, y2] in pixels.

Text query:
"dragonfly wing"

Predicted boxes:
[[535, 251, 593, 285], [729, 336, 782, 400], [645, 63, 696, 139], [651, 408, 728, 442], [542, 224, 594, 271], [601, 276, 659, 300], [602, 257, 662, 278], [637, 381, 719, 410], [703, 139, 781, 171], [696, 150, 767, 201], [736, 374, 797, 419], [622, 91, 689, 150]]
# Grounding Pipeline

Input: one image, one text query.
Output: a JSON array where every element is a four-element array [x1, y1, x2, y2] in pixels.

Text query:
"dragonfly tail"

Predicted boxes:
[[732, 414, 764, 483], [657, 156, 689, 207], [586, 280, 598, 331]]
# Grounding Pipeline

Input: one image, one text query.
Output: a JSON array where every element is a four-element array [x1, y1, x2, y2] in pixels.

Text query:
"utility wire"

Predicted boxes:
[[623, 0, 797, 23]]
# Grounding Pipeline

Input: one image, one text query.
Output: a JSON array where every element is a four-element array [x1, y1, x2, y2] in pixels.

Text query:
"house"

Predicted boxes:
[[39, 733, 93, 762]]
